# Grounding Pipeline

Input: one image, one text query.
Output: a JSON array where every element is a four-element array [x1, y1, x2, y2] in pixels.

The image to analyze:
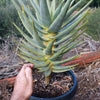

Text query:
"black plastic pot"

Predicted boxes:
[[29, 71, 78, 100]]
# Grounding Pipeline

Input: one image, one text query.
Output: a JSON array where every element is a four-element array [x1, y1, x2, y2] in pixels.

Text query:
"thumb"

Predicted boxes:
[[25, 67, 33, 81]]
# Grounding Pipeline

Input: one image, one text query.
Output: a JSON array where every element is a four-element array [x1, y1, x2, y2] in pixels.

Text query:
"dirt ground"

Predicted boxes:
[[0, 37, 100, 100], [72, 60, 100, 100]]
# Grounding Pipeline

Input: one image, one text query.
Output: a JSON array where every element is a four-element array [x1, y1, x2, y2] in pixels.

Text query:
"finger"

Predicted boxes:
[[25, 67, 33, 96], [23, 64, 34, 69], [21, 64, 27, 71], [17, 64, 28, 77], [26, 64, 34, 69], [25, 67, 33, 81], [17, 64, 34, 79], [20, 64, 32, 73], [25, 67, 33, 88], [29, 64, 34, 69]]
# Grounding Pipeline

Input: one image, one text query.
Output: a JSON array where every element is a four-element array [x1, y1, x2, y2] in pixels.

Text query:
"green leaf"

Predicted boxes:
[[52, 0, 64, 21], [63, 41, 84, 54], [18, 47, 44, 61], [21, 39, 43, 54], [17, 0, 45, 28], [18, 54, 39, 65], [21, 8, 46, 47], [13, 23, 43, 49], [32, 23, 46, 48], [52, 64, 77, 73], [47, 0, 51, 11], [12, 0, 46, 46], [52, 55, 79, 65], [45, 69, 52, 77], [38, 65, 50, 72], [50, 0, 56, 18], [63, 40, 82, 54], [45, 39, 55, 55], [63, 0, 92, 28], [14, 39, 43, 56], [64, 0, 84, 21], [38, 32, 49, 41], [53, 64, 78, 69], [54, 21, 87, 45], [54, 11, 88, 39], [30, 0, 40, 18], [40, 0, 51, 27], [54, 28, 86, 51], [35, 26, 48, 34], [35, 62, 49, 68], [70, 0, 75, 7], [18, 8, 34, 39], [48, 0, 72, 33], [12, 0, 21, 12], [50, 47, 65, 61]]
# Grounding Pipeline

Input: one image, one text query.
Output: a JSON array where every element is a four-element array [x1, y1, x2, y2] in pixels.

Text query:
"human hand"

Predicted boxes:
[[11, 64, 34, 100]]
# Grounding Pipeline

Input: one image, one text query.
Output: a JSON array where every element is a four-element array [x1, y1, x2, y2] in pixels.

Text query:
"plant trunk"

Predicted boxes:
[[45, 74, 51, 84]]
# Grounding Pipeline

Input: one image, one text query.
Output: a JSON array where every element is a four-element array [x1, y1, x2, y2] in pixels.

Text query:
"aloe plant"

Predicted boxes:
[[12, 0, 93, 84]]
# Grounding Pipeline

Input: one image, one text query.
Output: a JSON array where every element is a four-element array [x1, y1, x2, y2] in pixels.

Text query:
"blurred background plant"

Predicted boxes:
[[0, 0, 30, 41], [0, 0, 19, 39], [85, 8, 100, 41], [75, 0, 100, 8]]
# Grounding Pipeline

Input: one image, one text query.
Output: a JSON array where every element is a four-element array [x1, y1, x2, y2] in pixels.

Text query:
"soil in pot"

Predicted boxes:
[[32, 69, 74, 98]]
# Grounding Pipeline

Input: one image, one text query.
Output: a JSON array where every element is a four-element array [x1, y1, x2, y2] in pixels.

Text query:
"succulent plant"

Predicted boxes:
[[12, 0, 93, 84]]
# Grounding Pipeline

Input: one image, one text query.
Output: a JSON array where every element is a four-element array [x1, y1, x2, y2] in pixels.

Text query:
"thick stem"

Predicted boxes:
[[43, 33, 56, 85], [45, 74, 51, 84]]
